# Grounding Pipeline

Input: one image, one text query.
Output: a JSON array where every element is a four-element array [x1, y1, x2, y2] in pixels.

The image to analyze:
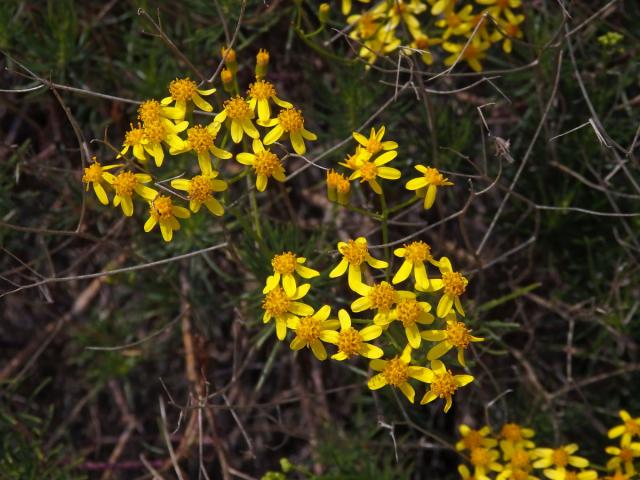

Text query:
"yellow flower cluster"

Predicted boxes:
[[261, 236, 483, 412], [341, 0, 526, 71], [456, 413, 640, 479], [82, 49, 317, 242]]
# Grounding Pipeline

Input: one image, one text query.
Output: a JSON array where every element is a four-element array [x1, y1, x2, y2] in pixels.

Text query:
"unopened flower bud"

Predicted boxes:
[[256, 48, 270, 79], [318, 3, 330, 23]]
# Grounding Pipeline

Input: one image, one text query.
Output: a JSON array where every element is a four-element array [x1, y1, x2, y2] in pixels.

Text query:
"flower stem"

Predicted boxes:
[[380, 190, 390, 280]]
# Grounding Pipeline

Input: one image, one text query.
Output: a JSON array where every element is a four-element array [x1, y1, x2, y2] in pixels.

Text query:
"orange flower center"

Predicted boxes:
[[431, 370, 458, 398], [143, 120, 167, 144], [341, 240, 368, 266], [511, 449, 530, 469], [404, 241, 431, 263], [470, 448, 491, 468], [82, 163, 103, 184], [368, 282, 397, 313], [619, 448, 634, 462], [112, 171, 138, 197], [382, 357, 409, 386], [359, 161, 378, 181], [262, 287, 291, 317], [256, 48, 270, 67], [396, 299, 422, 327], [188, 175, 215, 202], [442, 271, 467, 296], [253, 150, 283, 178], [551, 448, 569, 468], [124, 124, 145, 146], [446, 13, 461, 28], [278, 108, 304, 133], [224, 96, 252, 120], [248, 80, 276, 100], [565, 472, 578, 480], [625, 419, 640, 435], [337, 327, 362, 357], [187, 125, 214, 153], [415, 36, 430, 50], [512, 470, 530, 480], [296, 315, 322, 343], [365, 137, 383, 154], [272, 252, 297, 275], [150, 195, 174, 221], [446, 321, 472, 349], [423, 166, 447, 185], [326, 169, 344, 188], [463, 430, 483, 450], [169, 78, 197, 101], [336, 177, 351, 194], [497, 0, 510, 7], [463, 45, 479, 60], [501, 423, 524, 442], [138, 100, 163, 123]]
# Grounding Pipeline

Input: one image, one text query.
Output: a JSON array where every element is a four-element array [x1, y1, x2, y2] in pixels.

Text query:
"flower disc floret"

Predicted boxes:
[[446, 321, 472, 349], [463, 430, 484, 450], [396, 299, 422, 327], [143, 120, 167, 144], [150, 195, 174, 220], [511, 449, 530, 469], [359, 161, 378, 181], [124, 126, 145, 146], [253, 150, 282, 177], [169, 78, 198, 101], [138, 100, 163, 123], [262, 287, 291, 317], [295, 316, 322, 343], [248, 80, 276, 100], [502, 423, 524, 442], [404, 241, 431, 263], [82, 163, 103, 184], [272, 252, 297, 275], [187, 175, 215, 202], [342, 239, 369, 266], [551, 448, 569, 468], [471, 448, 492, 468], [369, 282, 397, 313], [337, 328, 362, 357], [187, 125, 214, 153], [382, 357, 409, 387], [224, 96, 252, 120], [278, 108, 304, 132], [443, 271, 467, 296], [112, 171, 138, 197], [431, 369, 458, 398]]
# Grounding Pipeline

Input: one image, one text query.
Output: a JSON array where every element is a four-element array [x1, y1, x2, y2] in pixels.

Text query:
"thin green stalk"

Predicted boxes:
[[380, 190, 390, 279]]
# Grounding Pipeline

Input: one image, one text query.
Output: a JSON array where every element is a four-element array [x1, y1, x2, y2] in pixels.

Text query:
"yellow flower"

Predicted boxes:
[[214, 95, 260, 144], [339, 146, 367, 171], [379, 298, 434, 348], [443, 36, 492, 73], [422, 314, 483, 366], [143, 195, 191, 242], [497, 447, 538, 480], [352, 126, 398, 161], [289, 305, 339, 361], [81, 159, 120, 205], [468, 447, 503, 478], [351, 281, 415, 324], [102, 170, 157, 216], [326, 169, 351, 205], [457, 464, 474, 480], [247, 80, 293, 122], [170, 122, 232, 175], [260, 108, 317, 155], [405, 165, 453, 209], [341, 0, 370, 16], [262, 284, 314, 341], [142, 118, 189, 167], [170, 174, 227, 216], [608, 411, 640, 447], [392, 240, 439, 289], [137, 98, 183, 123], [429, 0, 456, 15], [373, 0, 425, 38], [236, 139, 286, 192], [255, 48, 270, 79], [161, 77, 216, 117], [367, 345, 434, 403], [456, 424, 498, 452], [329, 237, 388, 292], [606, 443, 640, 476], [420, 257, 468, 318], [496, 12, 526, 54], [349, 151, 401, 195], [263, 252, 320, 297], [476, 0, 523, 19], [323, 309, 383, 360], [420, 359, 474, 412], [406, 34, 442, 65], [533, 445, 589, 472], [120, 123, 148, 162], [499, 423, 536, 460], [435, 4, 475, 39]]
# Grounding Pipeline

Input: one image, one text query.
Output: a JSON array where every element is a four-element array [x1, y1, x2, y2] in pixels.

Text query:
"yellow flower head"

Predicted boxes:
[[102, 170, 157, 217], [349, 150, 401, 195], [170, 174, 227, 216], [120, 123, 148, 162], [142, 118, 189, 167], [161, 77, 216, 117], [326, 169, 351, 205], [455, 424, 497, 452], [443, 35, 492, 73], [609, 411, 640, 447], [533, 444, 589, 471], [247, 80, 293, 122], [171, 122, 232, 175], [420, 257, 469, 318], [143, 194, 191, 242], [422, 313, 483, 366], [255, 48, 270, 78], [499, 423, 536, 459], [368, 345, 434, 403], [329, 237, 388, 293], [289, 305, 339, 360], [383, 298, 434, 348], [214, 95, 260, 144], [260, 108, 317, 155], [405, 165, 453, 209], [263, 252, 320, 297], [138, 99, 183, 123], [352, 126, 398, 161], [351, 281, 415, 324], [82, 158, 120, 206], [392, 240, 440, 289], [468, 447, 503, 478], [323, 309, 383, 361], [262, 283, 314, 341], [420, 359, 474, 413], [236, 139, 286, 192], [606, 443, 640, 476]]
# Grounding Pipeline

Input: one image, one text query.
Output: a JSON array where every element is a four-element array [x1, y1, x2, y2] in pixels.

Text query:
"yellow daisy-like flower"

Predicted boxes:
[[323, 309, 383, 360], [161, 77, 216, 118], [367, 345, 433, 403], [351, 281, 415, 324], [497, 12, 526, 54], [263, 252, 320, 297], [102, 170, 158, 217], [420, 257, 469, 318], [468, 447, 504, 479], [289, 305, 339, 361], [405, 165, 453, 210], [142, 118, 189, 167], [499, 423, 536, 460], [421, 314, 483, 367], [497, 447, 538, 480], [137, 98, 183, 123], [170, 174, 227, 216], [341, 0, 370, 16], [352, 126, 398, 162], [456, 424, 498, 452], [262, 284, 314, 341], [476, 0, 522, 19], [81, 159, 120, 205], [260, 108, 317, 155], [120, 123, 148, 162], [236, 139, 286, 192], [420, 359, 474, 413], [392, 240, 439, 289], [608, 410, 640, 447], [429, 0, 456, 15], [349, 151, 401, 195], [143, 195, 191, 242], [380, 298, 434, 349], [339, 146, 367, 171], [443, 36, 492, 73], [329, 237, 388, 292], [247, 80, 293, 122], [435, 4, 475, 39], [406, 34, 442, 65], [214, 95, 260, 144], [533, 445, 590, 473], [606, 443, 640, 476], [373, 0, 425, 38], [170, 122, 232, 175], [326, 169, 351, 206]]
